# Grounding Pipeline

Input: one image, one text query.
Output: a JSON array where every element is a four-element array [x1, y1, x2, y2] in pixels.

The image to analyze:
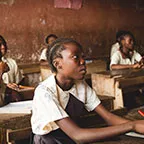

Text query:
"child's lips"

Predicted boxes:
[[79, 67, 86, 74]]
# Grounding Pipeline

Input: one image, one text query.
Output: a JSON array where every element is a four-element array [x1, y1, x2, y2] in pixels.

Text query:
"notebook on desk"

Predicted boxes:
[[0, 100, 32, 114], [126, 132, 144, 138]]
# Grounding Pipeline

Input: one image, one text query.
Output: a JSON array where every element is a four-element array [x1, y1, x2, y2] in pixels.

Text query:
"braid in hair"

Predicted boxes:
[[46, 38, 82, 73]]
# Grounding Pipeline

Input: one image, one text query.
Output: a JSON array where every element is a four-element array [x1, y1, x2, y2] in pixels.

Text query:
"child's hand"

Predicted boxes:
[[132, 63, 142, 69], [132, 120, 144, 134], [7, 83, 19, 90]]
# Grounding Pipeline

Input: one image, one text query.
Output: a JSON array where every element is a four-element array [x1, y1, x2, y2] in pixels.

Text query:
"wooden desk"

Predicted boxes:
[[18, 62, 40, 75], [92, 106, 144, 144], [0, 106, 143, 144], [18, 62, 40, 87], [92, 135, 144, 144], [86, 59, 107, 75], [15, 86, 35, 101], [0, 113, 31, 144], [40, 64, 52, 81], [92, 69, 144, 109]]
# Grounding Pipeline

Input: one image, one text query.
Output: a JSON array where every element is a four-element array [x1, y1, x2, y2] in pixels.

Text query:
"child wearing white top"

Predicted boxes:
[[110, 32, 143, 70], [0, 35, 23, 84], [31, 38, 144, 144], [40, 34, 58, 63]]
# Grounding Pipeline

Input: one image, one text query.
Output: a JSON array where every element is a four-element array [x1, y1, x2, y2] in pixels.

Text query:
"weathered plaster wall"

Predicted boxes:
[[0, 0, 144, 63]]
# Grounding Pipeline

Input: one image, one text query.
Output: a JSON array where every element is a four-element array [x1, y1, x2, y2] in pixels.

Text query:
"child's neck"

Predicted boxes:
[[55, 75, 74, 91]]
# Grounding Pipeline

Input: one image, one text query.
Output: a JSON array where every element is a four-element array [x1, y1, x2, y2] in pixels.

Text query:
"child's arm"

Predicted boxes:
[[94, 104, 129, 125], [110, 63, 142, 70], [56, 116, 133, 143], [55, 104, 144, 143]]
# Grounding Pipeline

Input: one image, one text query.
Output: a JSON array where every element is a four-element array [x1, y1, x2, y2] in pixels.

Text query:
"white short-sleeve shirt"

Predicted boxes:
[[110, 50, 142, 67], [2, 57, 23, 84], [110, 42, 120, 58], [31, 75, 101, 135], [39, 48, 47, 61]]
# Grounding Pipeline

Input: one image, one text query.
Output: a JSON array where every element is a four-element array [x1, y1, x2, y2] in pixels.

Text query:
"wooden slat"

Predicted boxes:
[[92, 73, 115, 97], [18, 62, 40, 74], [86, 60, 107, 75], [78, 107, 127, 128], [118, 76, 144, 88], [0, 114, 31, 143], [7, 127, 31, 142], [98, 95, 114, 111], [40, 66, 52, 81]]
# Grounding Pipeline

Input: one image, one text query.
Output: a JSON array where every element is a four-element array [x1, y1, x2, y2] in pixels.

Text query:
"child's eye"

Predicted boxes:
[[72, 55, 79, 59]]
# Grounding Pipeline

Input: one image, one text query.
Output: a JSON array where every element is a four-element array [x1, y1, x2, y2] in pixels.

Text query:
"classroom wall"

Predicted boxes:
[[0, 0, 144, 63]]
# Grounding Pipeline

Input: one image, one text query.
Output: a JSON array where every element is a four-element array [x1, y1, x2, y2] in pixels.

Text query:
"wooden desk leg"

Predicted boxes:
[[8, 142, 15, 144], [114, 81, 124, 109], [7, 127, 31, 144], [7, 129, 16, 144]]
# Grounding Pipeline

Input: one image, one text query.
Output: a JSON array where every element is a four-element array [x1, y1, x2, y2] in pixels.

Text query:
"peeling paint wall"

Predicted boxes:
[[0, 0, 144, 63]]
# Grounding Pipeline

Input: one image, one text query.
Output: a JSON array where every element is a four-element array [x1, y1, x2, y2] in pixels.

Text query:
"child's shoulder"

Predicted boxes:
[[36, 75, 56, 91]]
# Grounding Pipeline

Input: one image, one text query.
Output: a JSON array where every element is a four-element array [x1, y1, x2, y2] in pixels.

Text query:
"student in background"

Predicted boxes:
[[31, 38, 144, 144], [40, 34, 58, 64], [0, 50, 25, 106], [0, 50, 9, 107], [0, 35, 23, 85], [110, 31, 143, 70], [110, 30, 128, 58]]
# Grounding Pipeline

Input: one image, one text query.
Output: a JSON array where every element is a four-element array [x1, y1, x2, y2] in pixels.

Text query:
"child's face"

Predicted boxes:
[[57, 43, 86, 80], [0, 44, 7, 56], [48, 37, 57, 45], [122, 35, 134, 51]]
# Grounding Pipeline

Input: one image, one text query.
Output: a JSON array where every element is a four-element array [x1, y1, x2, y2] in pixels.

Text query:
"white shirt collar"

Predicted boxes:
[[40, 74, 77, 100]]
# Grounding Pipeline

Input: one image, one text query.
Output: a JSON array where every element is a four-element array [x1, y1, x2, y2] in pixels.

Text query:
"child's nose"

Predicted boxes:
[[80, 57, 85, 65]]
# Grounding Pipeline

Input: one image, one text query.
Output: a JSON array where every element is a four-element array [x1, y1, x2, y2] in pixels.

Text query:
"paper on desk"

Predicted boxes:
[[0, 100, 32, 114], [125, 132, 144, 138]]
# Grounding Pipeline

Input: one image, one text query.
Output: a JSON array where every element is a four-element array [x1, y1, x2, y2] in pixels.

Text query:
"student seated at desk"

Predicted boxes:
[[0, 39, 34, 104], [0, 51, 21, 106], [0, 35, 24, 85], [110, 30, 128, 58], [0, 51, 9, 107], [31, 38, 144, 144], [110, 31, 144, 70], [40, 34, 58, 65]]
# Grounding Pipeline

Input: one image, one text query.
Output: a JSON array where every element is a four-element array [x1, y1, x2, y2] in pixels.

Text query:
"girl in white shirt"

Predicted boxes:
[[110, 32, 143, 70], [32, 38, 144, 144]]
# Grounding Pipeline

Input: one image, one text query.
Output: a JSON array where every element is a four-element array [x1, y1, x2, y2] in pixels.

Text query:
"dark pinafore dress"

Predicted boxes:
[[33, 93, 89, 144]]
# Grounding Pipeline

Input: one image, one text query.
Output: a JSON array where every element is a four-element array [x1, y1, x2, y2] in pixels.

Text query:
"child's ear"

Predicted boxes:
[[53, 59, 62, 70], [121, 39, 125, 45]]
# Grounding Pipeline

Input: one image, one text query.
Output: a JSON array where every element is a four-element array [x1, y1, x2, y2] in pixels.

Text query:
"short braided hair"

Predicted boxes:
[[46, 38, 82, 73]]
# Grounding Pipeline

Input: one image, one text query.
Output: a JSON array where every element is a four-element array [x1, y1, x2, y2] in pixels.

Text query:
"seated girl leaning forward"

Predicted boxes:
[[31, 38, 144, 144]]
